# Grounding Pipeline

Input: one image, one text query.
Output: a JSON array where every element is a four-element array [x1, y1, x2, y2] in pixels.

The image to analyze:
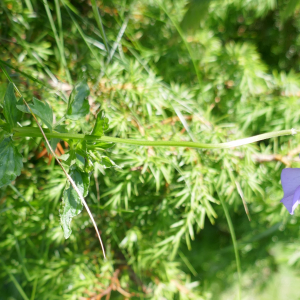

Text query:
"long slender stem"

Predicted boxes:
[[219, 193, 242, 300], [90, 0, 110, 53], [0, 260, 30, 300], [64, 5, 102, 65], [43, 0, 72, 84], [12, 127, 298, 150]]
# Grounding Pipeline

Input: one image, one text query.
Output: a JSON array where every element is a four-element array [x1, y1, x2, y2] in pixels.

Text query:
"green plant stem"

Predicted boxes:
[[219, 193, 242, 300], [43, 0, 72, 84], [90, 0, 110, 53], [0, 259, 30, 300], [24, 0, 33, 12], [12, 127, 298, 149]]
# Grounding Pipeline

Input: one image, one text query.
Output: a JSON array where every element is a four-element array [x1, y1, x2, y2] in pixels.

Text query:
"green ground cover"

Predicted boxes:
[[1, 0, 300, 299]]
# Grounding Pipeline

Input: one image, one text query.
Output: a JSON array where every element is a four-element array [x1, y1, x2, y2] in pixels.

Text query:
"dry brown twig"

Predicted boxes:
[[233, 149, 300, 167], [81, 269, 140, 300]]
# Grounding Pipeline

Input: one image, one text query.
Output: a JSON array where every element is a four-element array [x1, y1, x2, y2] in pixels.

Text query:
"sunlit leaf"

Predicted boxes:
[[66, 81, 90, 120], [3, 83, 22, 130], [17, 97, 53, 130], [60, 167, 90, 239], [91, 110, 109, 137], [0, 138, 23, 188]]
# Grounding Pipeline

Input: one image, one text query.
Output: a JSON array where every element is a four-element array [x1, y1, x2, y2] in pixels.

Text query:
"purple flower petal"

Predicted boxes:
[[281, 168, 300, 198], [281, 185, 300, 215], [281, 194, 294, 214], [292, 185, 300, 214]]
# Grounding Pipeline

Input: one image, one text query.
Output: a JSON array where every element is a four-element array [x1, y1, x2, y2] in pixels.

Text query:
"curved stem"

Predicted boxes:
[[12, 127, 298, 150], [101, 129, 297, 148], [218, 192, 242, 300]]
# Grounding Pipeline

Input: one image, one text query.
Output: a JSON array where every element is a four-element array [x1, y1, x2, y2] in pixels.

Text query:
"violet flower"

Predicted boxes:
[[281, 168, 300, 215]]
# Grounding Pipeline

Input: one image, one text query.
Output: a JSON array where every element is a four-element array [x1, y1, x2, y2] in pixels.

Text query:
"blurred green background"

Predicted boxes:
[[1, 0, 300, 299]]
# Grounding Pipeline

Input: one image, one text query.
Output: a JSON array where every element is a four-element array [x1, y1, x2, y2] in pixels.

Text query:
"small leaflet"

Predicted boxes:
[[17, 97, 53, 131], [3, 83, 22, 130], [90, 150, 119, 169], [0, 138, 23, 188], [91, 110, 109, 137], [66, 81, 90, 120], [60, 166, 90, 239], [59, 150, 85, 170]]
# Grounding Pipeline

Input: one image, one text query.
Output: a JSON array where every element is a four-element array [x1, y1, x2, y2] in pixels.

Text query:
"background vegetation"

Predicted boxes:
[[1, 0, 300, 299]]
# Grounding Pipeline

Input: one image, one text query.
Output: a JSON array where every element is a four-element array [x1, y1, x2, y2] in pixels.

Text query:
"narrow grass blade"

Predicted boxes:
[[43, 0, 72, 84], [90, 0, 110, 52], [156, 1, 201, 86], [0, 260, 30, 300], [12, 237, 32, 281], [235, 180, 251, 221], [0, 59, 48, 87], [54, 0, 63, 45], [224, 159, 251, 221], [30, 276, 38, 300], [24, 0, 34, 12], [63, 5, 102, 66], [179, 251, 197, 276], [218, 191, 242, 300], [94, 15, 129, 89], [9, 184, 36, 211]]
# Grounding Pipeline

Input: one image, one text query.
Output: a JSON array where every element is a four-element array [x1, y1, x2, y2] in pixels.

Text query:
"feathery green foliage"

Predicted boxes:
[[1, 0, 300, 299]]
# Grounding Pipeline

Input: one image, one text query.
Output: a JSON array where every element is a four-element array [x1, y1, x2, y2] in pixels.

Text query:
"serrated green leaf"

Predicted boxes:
[[0, 138, 23, 188], [58, 153, 70, 161], [91, 110, 109, 137], [90, 151, 119, 169], [66, 81, 90, 120], [17, 97, 53, 130], [61, 167, 90, 239], [3, 83, 22, 130], [59, 148, 85, 171]]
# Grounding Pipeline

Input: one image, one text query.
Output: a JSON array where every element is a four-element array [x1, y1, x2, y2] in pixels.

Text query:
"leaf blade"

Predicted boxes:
[[3, 83, 22, 130], [66, 81, 90, 120], [0, 138, 23, 188], [17, 97, 53, 131], [91, 110, 109, 137], [60, 167, 90, 239]]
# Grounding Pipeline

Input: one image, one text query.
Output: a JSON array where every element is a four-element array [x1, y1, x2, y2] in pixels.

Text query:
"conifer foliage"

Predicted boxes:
[[1, 0, 300, 299]]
